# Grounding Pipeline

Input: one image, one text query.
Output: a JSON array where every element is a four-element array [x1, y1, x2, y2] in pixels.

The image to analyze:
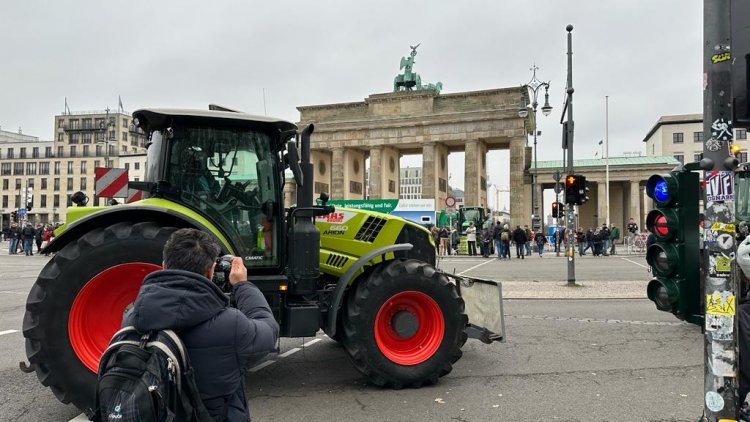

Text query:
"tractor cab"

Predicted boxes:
[[132, 108, 296, 271]]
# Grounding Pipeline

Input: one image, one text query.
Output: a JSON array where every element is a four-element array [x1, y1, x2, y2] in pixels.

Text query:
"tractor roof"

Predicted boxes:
[[133, 108, 297, 134]]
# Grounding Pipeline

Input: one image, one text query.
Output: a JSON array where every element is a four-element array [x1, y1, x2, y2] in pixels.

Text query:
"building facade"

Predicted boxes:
[[0, 109, 149, 229], [643, 113, 749, 163]]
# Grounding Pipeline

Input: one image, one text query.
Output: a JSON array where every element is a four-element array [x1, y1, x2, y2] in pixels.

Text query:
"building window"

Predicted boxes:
[[40, 195, 47, 208], [7, 148, 13, 159], [95, 118, 104, 129], [70, 146, 77, 157], [67, 178, 74, 190], [123, 118, 128, 127], [81, 161, 87, 173], [80, 177, 87, 190], [66, 194, 72, 207], [738, 129, 748, 140], [83, 145, 90, 156], [1, 163, 10, 175], [694, 153, 702, 162], [58, 133, 64, 142], [54, 178, 60, 191], [96, 145, 103, 156], [82, 118, 92, 129], [13, 163, 24, 175], [96, 132, 104, 142], [32, 147, 39, 158], [15, 179, 21, 190], [54, 161, 60, 175], [83, 132, 92, 144], [673, 132, 684, 143], [124, 163, 129, 170], [69, 119, 80, 130], [1, 195, 6, 208], [45, 147, 52, 157], [41, 178, 47, 189], [94, 160, 101, 168], [134, 162, 140, 170], [1, 179, 7, 189], [20, 147, 26, 158], [67, 161, 74, 174], [53, 194, 60, 207], [741, 152, 748, 164], [123, 132, 128, 142], [26, 162, 36, 175], [57, 146, 63, 157], [70, 133, 79, 144], [694, 131, 704, 142], [674, 154, 685, 164], [58, 119, 64, 128]]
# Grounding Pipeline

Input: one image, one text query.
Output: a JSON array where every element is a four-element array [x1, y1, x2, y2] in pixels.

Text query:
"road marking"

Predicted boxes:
[[0, 329, 19, 336], [249, 360, 276, 373], [279, 347, 301, 358], [457, 259, 496, 276], [69, 413, 89, 421], [0, 290, 26, 295], [303, 338, 322, 347], [620, 257, 649, 269], [507, 314, 687, 326]]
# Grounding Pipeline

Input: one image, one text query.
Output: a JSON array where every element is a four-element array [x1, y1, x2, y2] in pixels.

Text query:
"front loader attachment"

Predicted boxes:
[[444, 273, 506, 343]]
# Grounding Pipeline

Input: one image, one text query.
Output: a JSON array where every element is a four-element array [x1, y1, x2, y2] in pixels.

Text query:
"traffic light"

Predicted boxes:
[[551, 202, 559, 218], [645, 170, 701, 325], [10, 210, 18, 222], [564, 174, 589, 205]]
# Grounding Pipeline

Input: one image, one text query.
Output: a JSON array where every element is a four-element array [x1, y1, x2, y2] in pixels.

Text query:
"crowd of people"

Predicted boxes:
[[3, 222, 55, 256], [430, 217, 642, 259]]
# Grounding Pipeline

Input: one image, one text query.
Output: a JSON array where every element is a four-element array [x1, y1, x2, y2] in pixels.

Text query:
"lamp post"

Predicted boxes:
[[97, 107, 116, 168], [519, 65, 552, 231]]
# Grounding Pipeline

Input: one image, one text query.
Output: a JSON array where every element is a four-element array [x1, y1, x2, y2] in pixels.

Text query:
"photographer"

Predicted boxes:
[[122, 228, 279, 421]]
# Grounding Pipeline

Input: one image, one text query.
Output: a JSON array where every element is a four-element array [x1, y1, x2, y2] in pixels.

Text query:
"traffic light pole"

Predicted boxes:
[[700, 0, 739, 420], [564, 24, 576, 286]]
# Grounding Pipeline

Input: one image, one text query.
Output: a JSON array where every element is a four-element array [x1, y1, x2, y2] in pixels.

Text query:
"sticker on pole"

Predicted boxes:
[[705, 391, 724, 412], [95, 167, 129, 198], [705, 171, 734, 202]]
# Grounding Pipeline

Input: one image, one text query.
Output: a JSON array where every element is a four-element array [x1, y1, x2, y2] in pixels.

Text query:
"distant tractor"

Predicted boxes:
[[22, 106, 505, 412]]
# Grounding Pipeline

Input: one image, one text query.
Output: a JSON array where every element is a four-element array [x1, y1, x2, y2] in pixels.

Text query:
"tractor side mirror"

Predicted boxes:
[[285, 140, 303, 187]]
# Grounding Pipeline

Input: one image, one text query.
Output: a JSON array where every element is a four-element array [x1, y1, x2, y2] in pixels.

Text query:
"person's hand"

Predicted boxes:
[[228, 257, 247, 286]]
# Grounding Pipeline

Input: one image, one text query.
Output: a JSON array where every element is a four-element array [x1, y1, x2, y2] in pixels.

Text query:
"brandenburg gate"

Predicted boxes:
[[297, 87, 533, 224]]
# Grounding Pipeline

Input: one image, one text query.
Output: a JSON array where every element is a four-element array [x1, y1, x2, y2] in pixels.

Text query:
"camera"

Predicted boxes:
[[216, 254, 233, 274]]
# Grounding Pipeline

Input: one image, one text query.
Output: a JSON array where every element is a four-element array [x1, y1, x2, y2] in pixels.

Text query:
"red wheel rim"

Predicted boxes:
[[374, 290, 445, 365], [68, 262, 161, 372]]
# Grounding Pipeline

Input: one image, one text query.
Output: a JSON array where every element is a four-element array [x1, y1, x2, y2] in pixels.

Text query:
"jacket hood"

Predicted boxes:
[[129, 269, 229, 332]]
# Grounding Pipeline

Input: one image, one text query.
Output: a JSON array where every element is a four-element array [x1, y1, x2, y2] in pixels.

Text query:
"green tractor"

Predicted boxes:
[[22, 106, 505, 412]]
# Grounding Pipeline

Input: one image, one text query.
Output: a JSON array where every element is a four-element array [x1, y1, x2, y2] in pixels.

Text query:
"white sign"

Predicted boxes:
[[446, 207, 458, 216], [445, 196, 457, 208]]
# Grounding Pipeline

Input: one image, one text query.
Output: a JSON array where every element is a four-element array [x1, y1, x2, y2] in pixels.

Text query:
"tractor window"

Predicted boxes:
[[165, 127, 279, 268]]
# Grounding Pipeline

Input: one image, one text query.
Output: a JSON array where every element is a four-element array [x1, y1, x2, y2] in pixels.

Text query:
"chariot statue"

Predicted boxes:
[[393, 44, 443, 94]]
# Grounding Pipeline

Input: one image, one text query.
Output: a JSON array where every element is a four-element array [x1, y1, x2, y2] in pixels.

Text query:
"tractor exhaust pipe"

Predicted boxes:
[[288, 124, 319, 296]]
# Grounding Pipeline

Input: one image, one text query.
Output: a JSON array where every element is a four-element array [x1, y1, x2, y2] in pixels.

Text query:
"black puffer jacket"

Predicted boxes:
[[122, 269, 279, 422]]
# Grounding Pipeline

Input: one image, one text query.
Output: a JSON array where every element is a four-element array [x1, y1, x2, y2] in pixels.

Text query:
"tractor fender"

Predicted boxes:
[[325, 243, 413, 338], [43, 205, 236, 255]]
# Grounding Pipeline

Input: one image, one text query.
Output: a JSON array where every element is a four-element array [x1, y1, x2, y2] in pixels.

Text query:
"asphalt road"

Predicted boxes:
[[0, 250, 705, 422]]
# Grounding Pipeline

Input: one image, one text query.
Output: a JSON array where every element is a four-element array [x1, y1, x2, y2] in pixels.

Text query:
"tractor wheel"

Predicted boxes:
[[341, 259, 468, 388], [23, 221, 176, 411]]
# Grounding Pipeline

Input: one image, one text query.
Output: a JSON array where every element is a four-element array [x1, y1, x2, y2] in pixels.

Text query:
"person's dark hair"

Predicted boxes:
[[162, 228, 221, 275]]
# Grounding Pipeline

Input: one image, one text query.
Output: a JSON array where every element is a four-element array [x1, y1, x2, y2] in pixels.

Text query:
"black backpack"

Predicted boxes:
[[92, 326, 212, 422]]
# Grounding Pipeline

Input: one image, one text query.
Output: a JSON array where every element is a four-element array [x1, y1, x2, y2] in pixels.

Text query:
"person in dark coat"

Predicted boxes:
[[34, 223, 44, 254], [512, 225, 528, 259], [21, 223, 36, 256], [8, 224, 20, 255], [122, 228, 279, 422]]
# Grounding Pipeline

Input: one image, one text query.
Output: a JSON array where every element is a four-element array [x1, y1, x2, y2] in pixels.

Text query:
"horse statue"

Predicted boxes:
[[393, 44, 443, 94]]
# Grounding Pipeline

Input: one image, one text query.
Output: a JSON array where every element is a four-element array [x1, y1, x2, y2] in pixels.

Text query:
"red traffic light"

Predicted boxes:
[[653, 214, 668, 236], [646, 209, 678, 241]]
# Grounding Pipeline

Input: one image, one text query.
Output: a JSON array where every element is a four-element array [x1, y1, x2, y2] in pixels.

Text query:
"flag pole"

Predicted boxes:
[[605, 95, 610, 226]]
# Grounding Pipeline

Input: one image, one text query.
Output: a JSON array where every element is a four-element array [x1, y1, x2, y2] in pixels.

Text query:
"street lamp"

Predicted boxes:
[[97, 107, 116, 168], [518, 65, 552, 230]]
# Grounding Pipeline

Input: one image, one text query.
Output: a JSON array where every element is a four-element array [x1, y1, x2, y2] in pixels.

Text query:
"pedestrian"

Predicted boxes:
[[512, 225, 527, 259], [501, 224, 512, 259], [481, 227, 491, 258], [609, 224, 620, 255], [8, 223, 20, 255], [431, 225, 440, 256], [584, 228, 594, 255], [524, 225, 532, 256], [535, 230, 547, 257], [42, 225, 54, 255], [34, 223, 44, 254], [627, 217, 639, 243], [21, 223, 35, 256], [492, 221, 503, 258], [600, 224, 610, 256], [466, 222, 477, 256], [576, 228, 586, 256], [439, 225, 450, 257], [450, 226, 459, 255], [122, 228, 279, 421], [592, 229, 603, 256]]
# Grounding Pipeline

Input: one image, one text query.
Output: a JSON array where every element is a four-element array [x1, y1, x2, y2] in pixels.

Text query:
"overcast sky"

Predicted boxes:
[[1, 1, 703, 210]]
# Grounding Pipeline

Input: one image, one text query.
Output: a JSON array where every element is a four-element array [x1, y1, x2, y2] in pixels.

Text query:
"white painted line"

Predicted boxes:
[[0, 290, 26, 295], [303, 338, 322, 347], [620, 257, 649, 269], [279, 347, 301, 358], [249, 360, 276, 373], [69, 413, 89, 421], [0, 329, 19, 336], [457, 258, 496, 276]]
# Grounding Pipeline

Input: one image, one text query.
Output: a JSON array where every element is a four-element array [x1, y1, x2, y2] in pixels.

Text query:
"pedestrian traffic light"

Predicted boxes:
[[564, 174, 589, 205], [11, 210, 18, 221], [551, 202, 559, 218], [645, 170, 701, 325]]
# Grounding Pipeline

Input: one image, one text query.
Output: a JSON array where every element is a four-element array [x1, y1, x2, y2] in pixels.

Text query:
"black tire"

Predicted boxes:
[[23, 221, 176, 411], [341, 259, 468, 388]]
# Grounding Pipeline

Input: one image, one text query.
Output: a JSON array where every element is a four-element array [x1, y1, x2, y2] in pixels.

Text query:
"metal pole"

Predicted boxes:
[[605, 95, 610, 226], [565, 24, 576, 285], [701, 0, 737, 420], [532, 116, 537, 223]]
